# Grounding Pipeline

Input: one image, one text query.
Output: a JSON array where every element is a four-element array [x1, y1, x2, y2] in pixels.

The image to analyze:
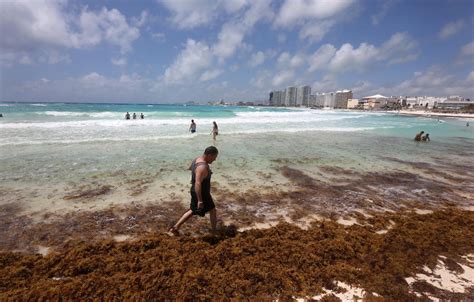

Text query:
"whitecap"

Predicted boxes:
[[39, 111, 85, 117]]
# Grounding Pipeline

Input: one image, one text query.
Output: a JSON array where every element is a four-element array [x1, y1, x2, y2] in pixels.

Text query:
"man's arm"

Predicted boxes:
[[194, 165, 208, 209]]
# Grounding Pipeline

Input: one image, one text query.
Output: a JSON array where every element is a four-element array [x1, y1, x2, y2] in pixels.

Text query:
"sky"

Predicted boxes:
[[0, 0, 473, 103]]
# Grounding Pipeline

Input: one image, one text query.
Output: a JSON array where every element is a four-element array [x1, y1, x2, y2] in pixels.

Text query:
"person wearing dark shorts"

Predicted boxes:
[[168, 146, 218, 235], [189, 119, 196, 133]]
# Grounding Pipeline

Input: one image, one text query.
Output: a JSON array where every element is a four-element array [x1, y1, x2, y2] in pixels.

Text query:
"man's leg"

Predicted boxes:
[[174, 209, 193, 230], [209, 208, 217, 233]]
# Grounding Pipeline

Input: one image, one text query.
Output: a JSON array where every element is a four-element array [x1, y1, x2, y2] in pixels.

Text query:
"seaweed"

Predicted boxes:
[[0, 209, 473, 301]]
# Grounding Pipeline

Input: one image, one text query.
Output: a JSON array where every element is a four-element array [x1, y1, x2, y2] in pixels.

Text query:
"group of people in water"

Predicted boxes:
[[125, 112, 144, 120], [414, 131, 430, 142], [190, 119, 219, 140]]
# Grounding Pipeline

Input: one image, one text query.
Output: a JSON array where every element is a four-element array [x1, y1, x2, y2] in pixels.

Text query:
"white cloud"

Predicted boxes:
[[379, 67, 474, 97], [329, 43, 379, 73], [467, 70, 474, 83], [305, 32, 418, 73], [0, 1, 140, 65], [222, 0, 249, 13], [36, 50, 71, 65], [312, 75, 337, 92], [351, 80, 373, 96], [460, 41, 474, 56], [111, 57, 127, 66], [80, 72, 108, 87], [371, 0, 399, 26], [455, 41, 474, 65], [379, 32, 419, 64], [249, 51, 266, 67], [439, 19, 465, 39], [164, 39, 213, 84], [132, 10, 149, 27], [158, 0, 249, 29], [274, 0, 355, 43], [75, 7, 140, 53], [18, 55, 33, 65], [151, 32, 166, 42], [275, 0, 355, 27], [158, 0, 219, 29], [213, 22, 246, 60], [200, 69, 223, 81], [213, 0, 273, 61], [251, 70, 272, 88], [299, 20, 335, 43], [15, 72, 157, 103], [272, 69, 295, 86], [308, 44, 336, 72], [277, 52, 305, 69]]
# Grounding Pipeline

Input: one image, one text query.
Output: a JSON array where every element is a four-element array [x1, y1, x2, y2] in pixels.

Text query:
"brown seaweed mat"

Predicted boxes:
[[1, 209, 473, 301]]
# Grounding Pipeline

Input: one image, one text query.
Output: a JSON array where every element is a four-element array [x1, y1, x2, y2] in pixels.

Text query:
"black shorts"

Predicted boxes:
[[190, 191, 215, 217], [191, 130, 196, 133]]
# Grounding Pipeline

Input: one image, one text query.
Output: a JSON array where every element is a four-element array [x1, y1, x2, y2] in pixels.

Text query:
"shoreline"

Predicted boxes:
[[394, 110, 474, 119]]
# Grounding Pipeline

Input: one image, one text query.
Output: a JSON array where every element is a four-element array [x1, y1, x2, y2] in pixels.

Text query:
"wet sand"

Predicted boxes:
[[397, 110, 474, 119], [1, 154, 474, 300]]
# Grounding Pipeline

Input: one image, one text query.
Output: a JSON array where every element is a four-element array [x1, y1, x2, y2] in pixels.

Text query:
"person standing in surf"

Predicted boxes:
[[189, 119, 197, 133], [168, 146, 219, 235], [211, 121, 218, 141]]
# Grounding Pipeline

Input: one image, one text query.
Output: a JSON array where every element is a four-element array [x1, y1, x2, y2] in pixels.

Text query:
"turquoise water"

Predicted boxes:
[[0, 102, 473, 215], [1, 103, 472, 145]]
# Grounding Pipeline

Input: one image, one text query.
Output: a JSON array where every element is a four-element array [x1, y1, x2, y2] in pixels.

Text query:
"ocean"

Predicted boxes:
[[0, 102, 473, 218]]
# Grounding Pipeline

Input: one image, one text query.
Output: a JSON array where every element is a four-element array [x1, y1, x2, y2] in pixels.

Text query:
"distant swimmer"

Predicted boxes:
[[140, 113, 144, 119], [125, 112, 130, 120], [189, 119, 196, 133], [414, 131, 424, 141], [168, 146, 219, 236], [422, 133, 430, 142], [211, 121, 218, 140], [467, 122, 470, 127], [0, 113, 3, 118], [133, 113, 137, 119]]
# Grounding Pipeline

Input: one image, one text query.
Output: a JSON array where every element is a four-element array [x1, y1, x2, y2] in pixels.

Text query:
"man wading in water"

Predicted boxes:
[[168, 146, 219, 235]]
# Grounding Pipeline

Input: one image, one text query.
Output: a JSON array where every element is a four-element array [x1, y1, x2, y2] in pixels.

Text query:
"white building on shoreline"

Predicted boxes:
[[268, 86, 470, 110]]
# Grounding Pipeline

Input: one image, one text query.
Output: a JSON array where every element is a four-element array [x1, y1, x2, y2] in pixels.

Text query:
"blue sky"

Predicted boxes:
[[0, 0, 473, 103]]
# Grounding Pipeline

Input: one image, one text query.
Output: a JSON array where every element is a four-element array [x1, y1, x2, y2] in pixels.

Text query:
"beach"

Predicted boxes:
[[396, 110, 474, 119], [1, 103, 473, 300]]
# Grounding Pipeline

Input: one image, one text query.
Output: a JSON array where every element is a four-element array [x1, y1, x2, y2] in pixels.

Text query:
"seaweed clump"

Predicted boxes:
[[0, 209, 473, 301]]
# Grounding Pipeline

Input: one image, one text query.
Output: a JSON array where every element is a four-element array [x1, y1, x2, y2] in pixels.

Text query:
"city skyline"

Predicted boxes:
[[1, 0, 473, 103]]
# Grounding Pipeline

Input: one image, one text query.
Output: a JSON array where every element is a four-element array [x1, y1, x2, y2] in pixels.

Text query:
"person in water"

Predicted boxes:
[[189, 119, 196, 133], [422, 133, 430, 141], [414, 131, 424, 141], [140, 113, 144, 119], [168, 146, 219, 235], [125, 112, 130, 120], [211, 121, 218, 140], [132, 113, 137, 119]]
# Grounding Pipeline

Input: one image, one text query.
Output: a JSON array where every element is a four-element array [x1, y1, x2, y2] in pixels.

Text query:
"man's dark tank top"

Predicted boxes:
[[190, 159, 212, 198]]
